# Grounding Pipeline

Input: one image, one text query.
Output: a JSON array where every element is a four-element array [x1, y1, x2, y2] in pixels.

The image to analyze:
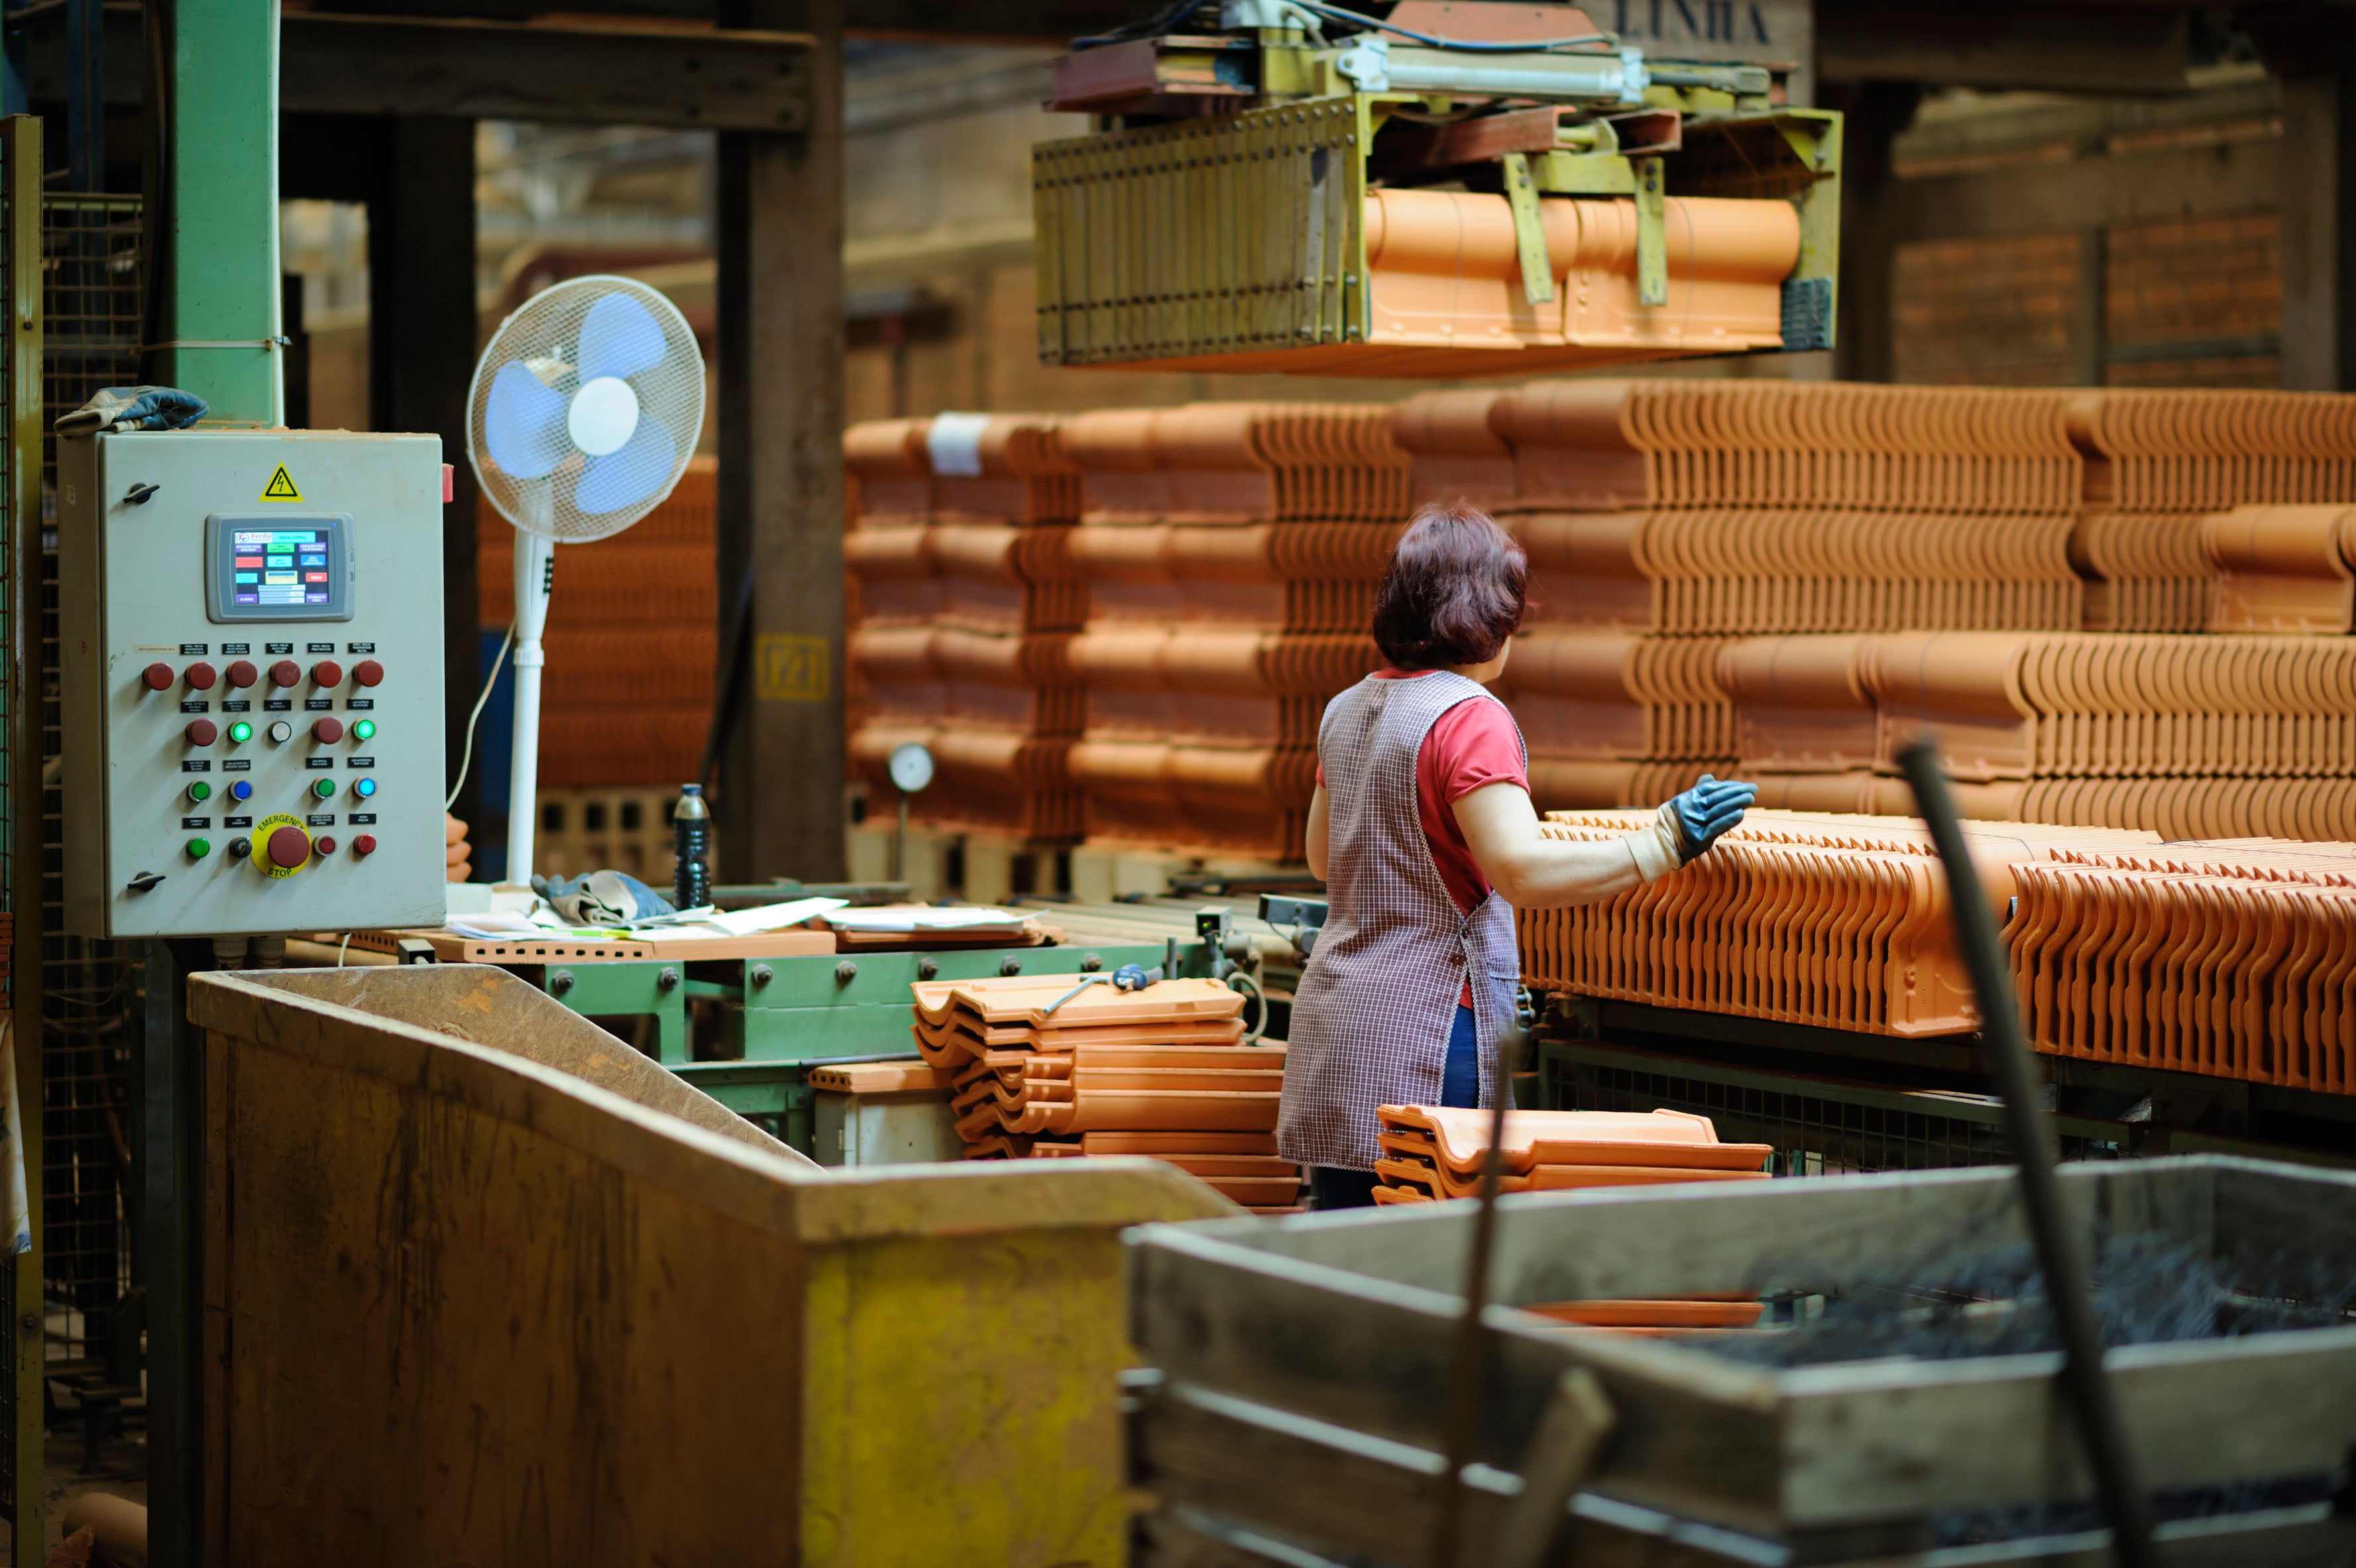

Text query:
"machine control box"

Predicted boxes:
[[60, 430, 447, 938]]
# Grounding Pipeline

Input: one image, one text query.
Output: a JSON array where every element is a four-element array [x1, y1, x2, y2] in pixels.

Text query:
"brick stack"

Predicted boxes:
[[912, 973, 1302, 1211], [843, 415, 1087, 842], [1390, 380, 2086, 814], [1062, 404, 1406, 862], [480, 456, 716, 787]]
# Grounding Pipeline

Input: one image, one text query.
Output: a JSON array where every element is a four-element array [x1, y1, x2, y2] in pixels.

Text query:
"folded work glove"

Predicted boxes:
[[532, 869, 675, 926], [1663, 774, 1758, 864], [54, 385, 209, 435]]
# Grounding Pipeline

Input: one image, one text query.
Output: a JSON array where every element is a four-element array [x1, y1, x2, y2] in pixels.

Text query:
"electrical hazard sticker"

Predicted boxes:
[[258, 464, 304, 502]]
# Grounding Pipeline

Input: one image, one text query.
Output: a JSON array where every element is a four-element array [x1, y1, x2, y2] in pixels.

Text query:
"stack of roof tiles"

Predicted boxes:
[[844, 416, 1086, 841], [478, 456, 716, 786], [1722, 625, 2356, 839], [1062, 404, 1405, 860], [1373, 1105, 1770, 1329], [2072, 391, 2356, 633], [1388, 381, 2086, 813], [911, 974, 1302, 1210], [1371, 1104, 1772, 1201], [1519, 808, 2356, 1095]]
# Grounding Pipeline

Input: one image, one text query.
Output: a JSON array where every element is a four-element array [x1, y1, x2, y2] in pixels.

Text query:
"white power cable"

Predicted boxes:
[[446, 620, 516, 812]]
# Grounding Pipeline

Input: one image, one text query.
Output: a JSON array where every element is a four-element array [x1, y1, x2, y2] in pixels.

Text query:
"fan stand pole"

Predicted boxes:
[[506, 530, 555, 884]]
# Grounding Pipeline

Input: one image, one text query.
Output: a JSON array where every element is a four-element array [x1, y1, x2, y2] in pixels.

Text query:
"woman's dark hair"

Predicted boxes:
[[1371, 503, 1527, 669]]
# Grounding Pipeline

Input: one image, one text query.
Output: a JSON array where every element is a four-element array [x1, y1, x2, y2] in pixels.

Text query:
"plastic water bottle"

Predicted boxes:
[[673, 783, 711, 910]]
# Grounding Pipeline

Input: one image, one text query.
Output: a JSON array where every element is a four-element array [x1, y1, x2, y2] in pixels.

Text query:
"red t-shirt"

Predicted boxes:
[[1317, 669, 1530, 915]]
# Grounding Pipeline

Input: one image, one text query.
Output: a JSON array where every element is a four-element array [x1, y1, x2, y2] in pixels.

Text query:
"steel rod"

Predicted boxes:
[[1431, 1023, 1521, 1568], [1897, 740, 2157, 1568]]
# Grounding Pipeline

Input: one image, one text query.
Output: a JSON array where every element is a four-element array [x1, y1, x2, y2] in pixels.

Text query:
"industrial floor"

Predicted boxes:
[[0, 1437, 145, 1563]]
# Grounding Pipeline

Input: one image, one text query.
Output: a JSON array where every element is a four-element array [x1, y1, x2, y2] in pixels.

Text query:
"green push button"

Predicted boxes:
[[311, 777, 337, 800], [187, 838, 211, 860], [352, 718, 375, 742], [227, 720, 253, 744], [187, 780, 211, 803]]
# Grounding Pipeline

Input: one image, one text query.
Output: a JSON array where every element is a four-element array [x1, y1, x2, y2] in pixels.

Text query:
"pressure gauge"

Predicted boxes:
[[887, 741, 934, 794]]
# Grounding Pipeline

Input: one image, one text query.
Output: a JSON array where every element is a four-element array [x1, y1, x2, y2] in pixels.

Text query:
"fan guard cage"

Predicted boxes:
[[466, 274, 706, 543]]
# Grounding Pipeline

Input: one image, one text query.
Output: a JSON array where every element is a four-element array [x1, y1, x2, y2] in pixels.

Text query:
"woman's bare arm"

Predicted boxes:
[[1304, 785, 1330, 880], [1451, 782, 1677, 909]]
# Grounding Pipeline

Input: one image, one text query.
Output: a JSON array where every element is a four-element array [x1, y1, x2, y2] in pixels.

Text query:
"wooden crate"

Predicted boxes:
[[185, 965, 1232, 1565], [1129, 1158, 2356, 1566]]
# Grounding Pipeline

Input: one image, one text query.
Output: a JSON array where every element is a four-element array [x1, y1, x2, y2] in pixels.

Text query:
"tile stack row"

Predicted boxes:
[[2074, 391, 2356, 632], [1062, 403, 1406, 860], [1388, 380, 2091, 813], [911, 973, 1302, 1211], [845, 416, 1086, 842], [1373, 1105, 1769, 1331], [479, 456, 718, 786], [1518, 809, 2356, 1094], [1724, 630, 2356, 840], [1371, 1104, 1773, 1201]]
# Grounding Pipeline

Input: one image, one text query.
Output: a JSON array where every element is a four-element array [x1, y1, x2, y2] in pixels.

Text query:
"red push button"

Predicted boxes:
[[266, 826, 309, 869], [353, 659, 384, 688], [269, 659, 301, 687], [313, 716, 345, 744], [142, 663, 174, 692], [225, 660, 258, 689], [352, 834, 377, 857], [186, 662, 217, 691], [184, 718, 218, 746], [314, 836, 339, 856], [313, 659, 344, 687]]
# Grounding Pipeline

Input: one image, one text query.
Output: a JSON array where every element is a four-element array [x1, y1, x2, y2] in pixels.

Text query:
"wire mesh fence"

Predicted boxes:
[[1542, 1036, 2115, 1174], [37, 193, 143, 1383]]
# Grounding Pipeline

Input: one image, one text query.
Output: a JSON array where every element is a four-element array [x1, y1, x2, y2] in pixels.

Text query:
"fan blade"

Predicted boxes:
[[576, 292, 667, 382], [573, 417, 677, 516], [484, 361, 569, 479]]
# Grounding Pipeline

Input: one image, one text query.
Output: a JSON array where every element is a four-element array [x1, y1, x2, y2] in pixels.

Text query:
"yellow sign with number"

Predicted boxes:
[[757, 634, 830, 702]]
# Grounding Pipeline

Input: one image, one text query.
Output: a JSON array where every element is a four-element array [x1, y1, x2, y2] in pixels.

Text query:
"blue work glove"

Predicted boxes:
[[54, 385, 209, 435], [1665, 774, 1757, 864]]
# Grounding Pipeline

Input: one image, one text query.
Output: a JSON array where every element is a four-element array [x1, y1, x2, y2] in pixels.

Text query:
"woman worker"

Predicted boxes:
[[1279, 504, 1757, 1210]]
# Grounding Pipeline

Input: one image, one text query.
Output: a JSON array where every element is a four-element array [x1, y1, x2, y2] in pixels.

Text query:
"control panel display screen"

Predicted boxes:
[[203, 513, 355, 622]]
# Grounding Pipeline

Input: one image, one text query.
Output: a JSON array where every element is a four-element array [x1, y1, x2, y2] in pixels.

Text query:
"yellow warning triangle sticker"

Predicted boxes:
[[259, 464, 304, 502]]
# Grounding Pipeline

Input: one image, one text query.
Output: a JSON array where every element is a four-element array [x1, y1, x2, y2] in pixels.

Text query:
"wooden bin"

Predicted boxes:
[[1129, 1158, 2356, 1567], [186, 965, 1232, 1566]]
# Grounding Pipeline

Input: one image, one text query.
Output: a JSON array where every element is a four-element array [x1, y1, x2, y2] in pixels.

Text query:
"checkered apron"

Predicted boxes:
[[1278, 672, 1524, 1172]]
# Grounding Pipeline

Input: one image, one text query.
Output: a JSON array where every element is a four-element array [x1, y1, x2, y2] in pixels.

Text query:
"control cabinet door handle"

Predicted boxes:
[[126, 871, 164, 893], [123, 483, 158, 506]]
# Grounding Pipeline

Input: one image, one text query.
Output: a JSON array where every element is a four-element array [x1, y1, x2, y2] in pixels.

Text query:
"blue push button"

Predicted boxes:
[[228, 779, 254, 803], [353, 777, 377, 799]]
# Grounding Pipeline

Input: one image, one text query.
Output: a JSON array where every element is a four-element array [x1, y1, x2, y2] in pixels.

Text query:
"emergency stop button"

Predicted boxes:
[[266, 826, 309, 871]]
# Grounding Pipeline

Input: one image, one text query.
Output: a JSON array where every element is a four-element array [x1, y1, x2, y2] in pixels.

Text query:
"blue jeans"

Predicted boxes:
[[1313, 1006, 1479, 1211]]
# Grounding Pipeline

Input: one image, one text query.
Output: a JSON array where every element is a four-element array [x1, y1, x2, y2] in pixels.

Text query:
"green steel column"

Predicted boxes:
[[159, 0, 281, 425]]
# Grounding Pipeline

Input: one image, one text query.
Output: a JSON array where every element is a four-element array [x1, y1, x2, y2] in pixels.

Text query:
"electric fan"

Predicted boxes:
[[465, 274, 706, 883]]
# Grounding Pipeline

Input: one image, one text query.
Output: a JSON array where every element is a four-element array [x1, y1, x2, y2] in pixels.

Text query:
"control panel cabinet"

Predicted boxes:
[[61, 430, 447, 938]]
